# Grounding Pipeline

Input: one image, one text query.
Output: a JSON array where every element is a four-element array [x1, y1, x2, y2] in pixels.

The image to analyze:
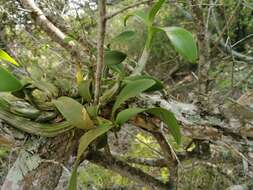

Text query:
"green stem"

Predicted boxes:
[[132, 44, 150, 76], [132, 27, 153, 76]]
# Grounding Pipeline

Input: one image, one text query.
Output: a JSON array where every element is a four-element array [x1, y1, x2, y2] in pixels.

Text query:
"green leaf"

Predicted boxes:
[[105, 50, 127, 66], [116, 107, 181, 144], [123, 75, 164, 91], [161, 27, 198, 63], [110, 30, 136, 45], [0, 49, 19, 66], [78, 80, 92, 102], [53, 96, 94, 130], [116, 107, 146, 125], [147, 108, 181, 144], [68, 124, 114, 190], [112, 79, 155, 116], [77, 124, 113, 159], [148, 0, 165, 23], [124, 10, 149, 26], [0, 66, 23, 92]]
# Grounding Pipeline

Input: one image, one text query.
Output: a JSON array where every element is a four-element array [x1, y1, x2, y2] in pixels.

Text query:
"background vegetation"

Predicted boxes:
[[0, 0, 253, 190]]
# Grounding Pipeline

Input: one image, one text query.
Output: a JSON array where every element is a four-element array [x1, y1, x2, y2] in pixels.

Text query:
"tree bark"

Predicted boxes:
[[1, 133, 78, 190]]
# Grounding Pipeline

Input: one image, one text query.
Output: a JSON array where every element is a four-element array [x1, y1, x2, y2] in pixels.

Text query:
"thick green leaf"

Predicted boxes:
[[116, 107, 146, 125], [148, 0, 165, 23], [78, 80, 92, 102], [147, 108, 181, 144], [116, 107, 181, 144], [123, 75, 164, 91], [0, 66, 23, 92], [105, 50, 127, 66], [110, 30, 136, 45], [77, 124, 113, 159], [0, 49, 19, 66], [68, 124, 114, 190], [53, 96, 94, 130], [124, 10, 149, 26], [162, 27, 198, 63], [112, 79, 155, 116]]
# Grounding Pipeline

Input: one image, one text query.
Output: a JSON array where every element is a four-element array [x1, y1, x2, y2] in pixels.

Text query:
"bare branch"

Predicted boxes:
[[212, 0, 242, 51], [106, 0, 153, 20], [20, 0, 89, 63], [94, 0, 107, 105], [231, 33, 253, 48]]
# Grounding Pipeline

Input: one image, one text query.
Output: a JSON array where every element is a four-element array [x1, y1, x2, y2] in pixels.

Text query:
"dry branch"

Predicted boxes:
[[106, 0, 153, 20], [20, 0, 89, 63]]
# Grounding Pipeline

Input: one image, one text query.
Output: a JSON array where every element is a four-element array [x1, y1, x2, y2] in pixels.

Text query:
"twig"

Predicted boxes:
[[161, 123, 182, 168], [212, 0, 242, 51], [106, 0, 153, 20], [222, 6, 236, 90], [105, 0, 223, 21], [231, 33, 253, 48], [152, 132, 178, 187], [211, 7, 253, 63], [94, 0, 107, 105]]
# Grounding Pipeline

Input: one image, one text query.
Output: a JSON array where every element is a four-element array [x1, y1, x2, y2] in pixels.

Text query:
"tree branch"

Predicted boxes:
[[106, 0, 153, 20], [94, 0, 107, 105], [20, 0, 89, 63], [86, 151, 173, 190]]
